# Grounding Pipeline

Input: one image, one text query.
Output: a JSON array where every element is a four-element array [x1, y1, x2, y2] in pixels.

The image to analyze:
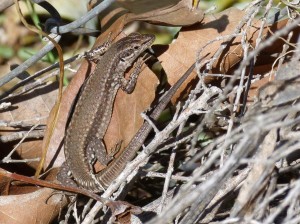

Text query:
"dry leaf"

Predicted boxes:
[[125, 0, 204, 26], [107, 200, 143, 224], [0, 188, 67, 224], [156, 8, 300, 103], [155, 8, 260, 102]]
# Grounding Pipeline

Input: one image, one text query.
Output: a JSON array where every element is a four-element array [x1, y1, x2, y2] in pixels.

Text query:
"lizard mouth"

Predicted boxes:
[[143, 34, 155, 45], [141, 34, 156, 58]]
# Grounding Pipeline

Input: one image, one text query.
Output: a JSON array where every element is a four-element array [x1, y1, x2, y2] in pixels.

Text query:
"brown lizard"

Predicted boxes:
[[57, 33, 155, 191]]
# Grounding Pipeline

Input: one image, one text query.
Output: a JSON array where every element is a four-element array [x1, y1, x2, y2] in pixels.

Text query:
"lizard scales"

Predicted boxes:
[[58, 33, 155, 191]]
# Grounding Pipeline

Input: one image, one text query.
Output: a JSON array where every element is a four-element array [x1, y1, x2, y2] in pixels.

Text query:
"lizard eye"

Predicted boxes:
[[120, 49, 134, 61]]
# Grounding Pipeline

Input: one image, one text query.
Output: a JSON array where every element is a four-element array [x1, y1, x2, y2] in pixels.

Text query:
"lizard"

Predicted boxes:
[[57, 33, 155, 191]]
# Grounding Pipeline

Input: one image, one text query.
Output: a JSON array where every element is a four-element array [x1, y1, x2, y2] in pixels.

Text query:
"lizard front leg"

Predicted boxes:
[[119, 56, 146, 93], [84, 33, 112, 63]]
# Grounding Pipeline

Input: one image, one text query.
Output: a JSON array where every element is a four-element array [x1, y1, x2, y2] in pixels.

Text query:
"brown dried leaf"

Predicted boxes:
[[0, 175, 11, 195], [107, 200, 143, 224], [155, 8, 259, 102], [156, 8, 300, 103], [248, 19, 300, 101], [92, 0, 203, 33], [0, 188, 67, 224], [125, 0, 204, 26]]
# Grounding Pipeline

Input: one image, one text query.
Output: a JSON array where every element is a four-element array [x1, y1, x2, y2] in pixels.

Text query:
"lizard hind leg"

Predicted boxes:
[[58, 162, 99, 191], [108, 140, 122, 159], [86, 138, 117, 170]]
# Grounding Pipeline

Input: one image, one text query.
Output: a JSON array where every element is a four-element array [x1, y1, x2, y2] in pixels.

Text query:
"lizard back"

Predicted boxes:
[[61, 33, 155, 191]]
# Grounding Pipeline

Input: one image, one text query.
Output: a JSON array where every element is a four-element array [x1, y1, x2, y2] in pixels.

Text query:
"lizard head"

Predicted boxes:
[[116, 33, 155, 68]]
